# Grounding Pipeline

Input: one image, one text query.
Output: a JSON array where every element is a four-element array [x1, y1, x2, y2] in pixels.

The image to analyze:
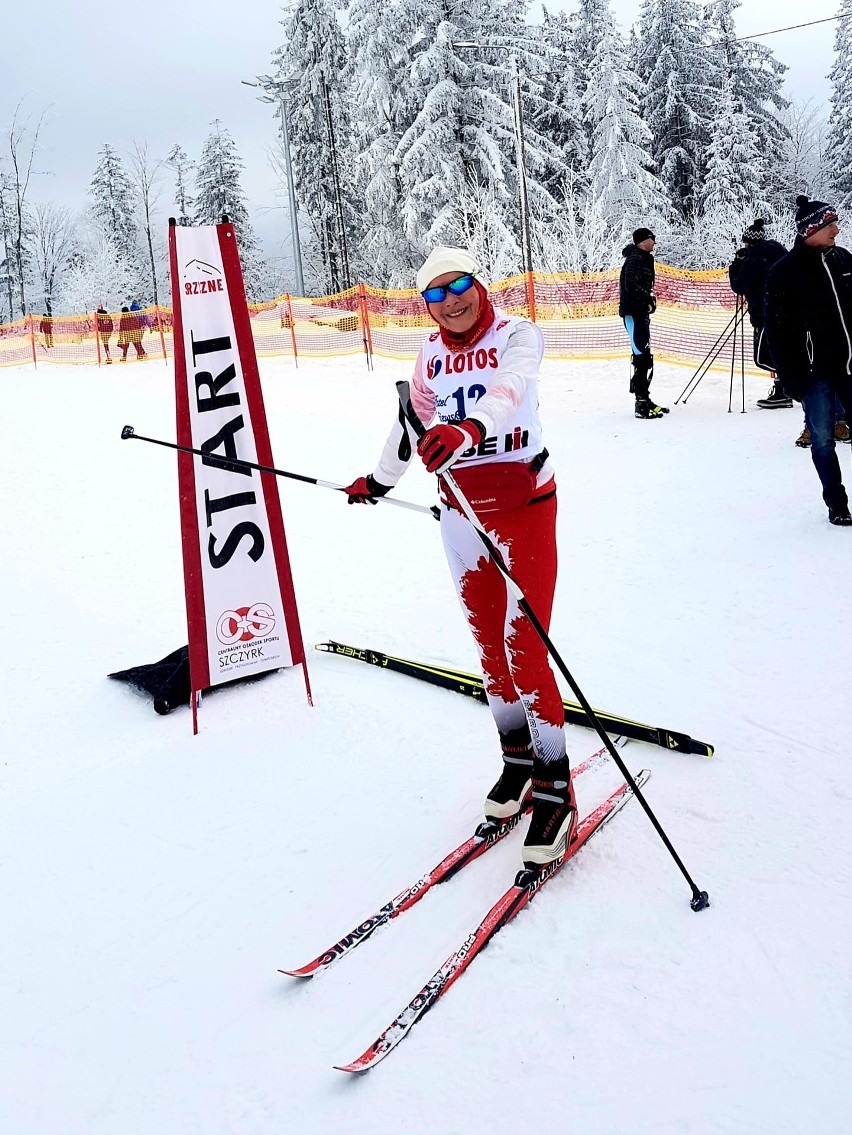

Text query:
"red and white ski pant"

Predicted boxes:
[[439, 489, 567, 765]]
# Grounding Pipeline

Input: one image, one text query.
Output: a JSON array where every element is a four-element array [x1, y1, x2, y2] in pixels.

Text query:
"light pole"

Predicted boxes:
[[241, 78, 306, 297], [319, 71, 351, 292], [455, 43, 534, 277]]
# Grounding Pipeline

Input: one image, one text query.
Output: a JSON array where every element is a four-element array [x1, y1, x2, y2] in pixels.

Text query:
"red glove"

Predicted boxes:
[[343, 474, 392, 504], [417, 419, 484, 475]]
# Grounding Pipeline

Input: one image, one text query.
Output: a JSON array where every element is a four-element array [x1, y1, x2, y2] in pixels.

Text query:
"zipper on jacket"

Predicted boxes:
[[821, 254, 852, 373]]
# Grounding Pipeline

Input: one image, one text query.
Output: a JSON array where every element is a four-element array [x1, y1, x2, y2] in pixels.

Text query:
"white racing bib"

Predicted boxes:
[[414, 314, 545, 467]]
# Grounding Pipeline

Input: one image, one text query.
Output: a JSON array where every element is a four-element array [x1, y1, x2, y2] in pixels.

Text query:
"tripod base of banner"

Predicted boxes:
[[109, 645, 282, 715]]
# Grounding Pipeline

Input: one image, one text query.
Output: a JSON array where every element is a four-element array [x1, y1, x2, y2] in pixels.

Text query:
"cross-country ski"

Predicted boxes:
[[5, 5, 850, 1127], [335, 771, 650, 1073], [279, 739, 620, 978]]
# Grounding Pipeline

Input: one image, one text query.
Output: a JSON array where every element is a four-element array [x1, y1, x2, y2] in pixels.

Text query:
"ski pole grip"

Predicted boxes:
[[396, 381, 427, 439], [121, 425, 136, 440]]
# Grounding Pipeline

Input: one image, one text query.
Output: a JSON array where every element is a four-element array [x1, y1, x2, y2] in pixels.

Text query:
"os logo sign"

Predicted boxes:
[[216, 602, 276, 645]]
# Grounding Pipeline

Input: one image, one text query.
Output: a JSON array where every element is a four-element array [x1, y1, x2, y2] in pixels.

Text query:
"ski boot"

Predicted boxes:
[[756, 380, 793, 409], [522, 757, 577, 869], [635, 397, 669, 419], [483, 725, 534, 821]]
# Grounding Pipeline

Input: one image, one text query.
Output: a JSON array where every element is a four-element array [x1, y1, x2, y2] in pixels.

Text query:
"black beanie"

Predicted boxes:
[[742, 218, 766, 244], [632, 227, 655, 245], [795, 195, 838, 239]]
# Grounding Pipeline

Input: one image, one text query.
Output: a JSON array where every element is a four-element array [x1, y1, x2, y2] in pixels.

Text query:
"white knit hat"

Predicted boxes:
[[415, 246, 479, 294]]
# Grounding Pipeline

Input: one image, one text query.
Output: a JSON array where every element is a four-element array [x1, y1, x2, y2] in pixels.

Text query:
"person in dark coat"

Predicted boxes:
[[619, 227, 668, 419], [39, 314, 53, 349], [728, 218, 790, 408], [95, 305, 113, 364], [764, 195, 852, 525]]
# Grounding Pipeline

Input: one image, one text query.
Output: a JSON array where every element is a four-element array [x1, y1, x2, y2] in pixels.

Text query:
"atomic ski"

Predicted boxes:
[[316, 640, 713, 757], [279, 741, 619, 979], [335, 769, 650, 1073]]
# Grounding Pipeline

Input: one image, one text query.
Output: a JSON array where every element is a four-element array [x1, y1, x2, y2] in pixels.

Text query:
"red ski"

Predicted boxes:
[[335, 769, 649, 1073], [279, 741, 622, 978]]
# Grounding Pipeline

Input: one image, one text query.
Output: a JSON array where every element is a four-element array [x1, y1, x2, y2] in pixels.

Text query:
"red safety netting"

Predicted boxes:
[[0, 265, 757, 374]]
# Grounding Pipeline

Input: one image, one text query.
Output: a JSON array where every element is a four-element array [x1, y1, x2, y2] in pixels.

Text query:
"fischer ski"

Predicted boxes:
[[335, 770, 650, 1073], [279, 741, 620, 979], [316, 640, 714, 757]]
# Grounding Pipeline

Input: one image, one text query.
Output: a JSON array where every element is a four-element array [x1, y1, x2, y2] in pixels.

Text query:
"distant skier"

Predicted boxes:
[[39, 313, 53, 349], [728, 218, 790, 408], [343, 246, 577, 870], [765, 195, 852, 526], [619, 227, 669, 419], [95, 305, 113, 364], [118, 306, 147, 361], [129, 300, 150, 331]]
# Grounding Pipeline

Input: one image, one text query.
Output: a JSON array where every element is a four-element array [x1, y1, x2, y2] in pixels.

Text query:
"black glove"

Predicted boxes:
[[343, 474, 392, 504], [648, 295, 657, 315]]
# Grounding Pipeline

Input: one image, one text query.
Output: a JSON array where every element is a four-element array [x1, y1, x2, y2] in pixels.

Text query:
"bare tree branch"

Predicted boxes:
[[30, 201, 78, 316], [6, 99, 49, 316]]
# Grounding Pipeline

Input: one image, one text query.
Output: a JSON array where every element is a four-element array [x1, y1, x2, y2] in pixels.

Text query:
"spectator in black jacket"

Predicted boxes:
[[619, 227, 669, 419], [728, 218, 790, 408], [765, 195, 852, 525]]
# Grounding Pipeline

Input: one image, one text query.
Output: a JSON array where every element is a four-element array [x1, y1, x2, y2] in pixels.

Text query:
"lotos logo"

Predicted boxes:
[[427, 355, 443, 379], [440, 348, 499, 374], [216, 602, 276, 645], [183, 258, 225, 296]]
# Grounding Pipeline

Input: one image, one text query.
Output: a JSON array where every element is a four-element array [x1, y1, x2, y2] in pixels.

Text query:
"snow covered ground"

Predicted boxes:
[[2, 351, 851, 1135]]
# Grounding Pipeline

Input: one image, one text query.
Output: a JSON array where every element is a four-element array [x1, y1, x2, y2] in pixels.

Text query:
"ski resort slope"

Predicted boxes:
[[1, 353, 850, 1135]]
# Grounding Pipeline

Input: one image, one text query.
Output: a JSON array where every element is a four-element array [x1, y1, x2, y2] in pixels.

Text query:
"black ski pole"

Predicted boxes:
[[120, 425, 439, 520], [740, 296, 747, 414], [675, 309, 738, 405], [725, 297, 748, 415], [396, 381, 709, 912], [727, 294, 739, 413]]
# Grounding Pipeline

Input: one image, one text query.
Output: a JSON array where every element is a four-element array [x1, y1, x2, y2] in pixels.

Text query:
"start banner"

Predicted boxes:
[[169, 219, 310, 723]]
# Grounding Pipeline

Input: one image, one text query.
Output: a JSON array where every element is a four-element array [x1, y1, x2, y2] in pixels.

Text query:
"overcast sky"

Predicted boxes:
[[0, 1, 840, 259]]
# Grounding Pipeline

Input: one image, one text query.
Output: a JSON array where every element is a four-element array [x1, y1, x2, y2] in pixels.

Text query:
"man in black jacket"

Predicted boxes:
[[728, 218, 790, 408], [765, 195, 852, 525], [619, 227, 669, 419]]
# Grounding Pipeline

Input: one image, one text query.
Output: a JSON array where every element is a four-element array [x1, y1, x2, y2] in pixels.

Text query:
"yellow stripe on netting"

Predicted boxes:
[[0, 266, 760, 370]]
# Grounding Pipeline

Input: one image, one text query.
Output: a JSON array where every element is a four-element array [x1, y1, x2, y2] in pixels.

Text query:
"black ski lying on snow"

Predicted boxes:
[[317, 640, 714, 757]]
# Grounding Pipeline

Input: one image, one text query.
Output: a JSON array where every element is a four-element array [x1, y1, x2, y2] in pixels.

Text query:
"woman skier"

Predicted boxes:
[[344, 247, 575, 869]]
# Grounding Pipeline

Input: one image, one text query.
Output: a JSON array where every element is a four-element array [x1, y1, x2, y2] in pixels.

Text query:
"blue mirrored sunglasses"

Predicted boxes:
[[421, 274, 475, 304]]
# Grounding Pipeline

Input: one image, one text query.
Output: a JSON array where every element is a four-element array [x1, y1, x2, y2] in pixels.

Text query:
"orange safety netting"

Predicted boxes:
[[0, 266, 758, 374]]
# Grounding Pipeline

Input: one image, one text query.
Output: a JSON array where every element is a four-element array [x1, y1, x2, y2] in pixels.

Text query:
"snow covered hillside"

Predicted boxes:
[[1, 353, 850, 1134]]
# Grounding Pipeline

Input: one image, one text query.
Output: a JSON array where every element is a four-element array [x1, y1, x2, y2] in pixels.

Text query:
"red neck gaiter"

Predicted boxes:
[[430, 280, 496, 352]]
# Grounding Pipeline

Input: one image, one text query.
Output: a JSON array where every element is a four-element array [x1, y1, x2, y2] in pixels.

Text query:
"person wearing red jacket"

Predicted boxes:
[[39, 314, 53, 349], [96, 305, 113, 364], [118, 306, 147, 361], [344, 247, 575, 870]]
